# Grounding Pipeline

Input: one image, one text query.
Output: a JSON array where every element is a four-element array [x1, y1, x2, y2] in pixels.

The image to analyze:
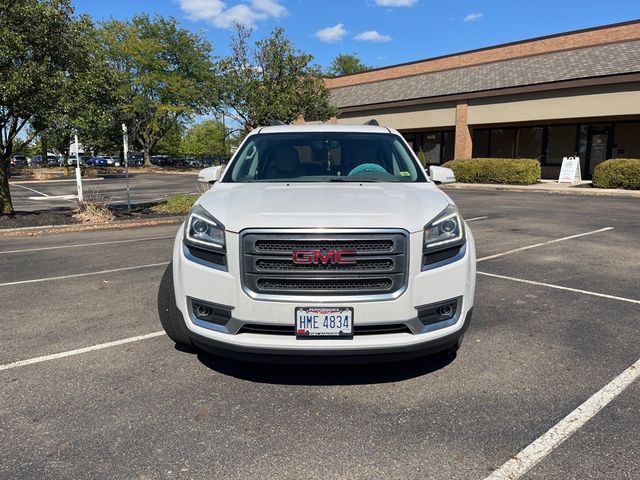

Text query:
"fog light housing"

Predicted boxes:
[[190, 299, 233, 326], [416, 298, 460, 326]]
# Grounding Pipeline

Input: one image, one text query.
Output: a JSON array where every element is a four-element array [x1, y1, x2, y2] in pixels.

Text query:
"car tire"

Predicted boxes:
[[157, 263, 194, 348]]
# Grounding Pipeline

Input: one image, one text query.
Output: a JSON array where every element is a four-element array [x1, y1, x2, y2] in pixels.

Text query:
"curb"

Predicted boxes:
[[441, 184, 640, 198], [0, 216, 185, 237]]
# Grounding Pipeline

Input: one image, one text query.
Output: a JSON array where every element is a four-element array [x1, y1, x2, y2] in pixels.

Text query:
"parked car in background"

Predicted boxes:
[[66, 155, 84, 166], [151, 155, 174, 167], [47, 154, 60, 167], [10, 155, 30, 167], [128, 154, 144, 167], [87, 156, 108, 167], [105, 156, 121, 167]]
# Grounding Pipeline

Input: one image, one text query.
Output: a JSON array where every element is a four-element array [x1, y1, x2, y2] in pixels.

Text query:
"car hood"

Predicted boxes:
[[197, 182, 450, 233]]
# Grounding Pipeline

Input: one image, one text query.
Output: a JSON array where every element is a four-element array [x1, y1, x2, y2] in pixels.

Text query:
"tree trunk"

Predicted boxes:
[[143, 147, 152, 167], [41, 137, 48, 168], [63, 151, 70, 176], [0, 156, 14, 214]]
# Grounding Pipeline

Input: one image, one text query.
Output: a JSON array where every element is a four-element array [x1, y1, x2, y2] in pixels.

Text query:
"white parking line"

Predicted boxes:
[[478, 271, 640, 305], [466, 216, 488, 222], [13, 183, 49, 197], [0, 331, 166, 372], [0, 235, 174, 254], [477, 227, 613, 262], [484, 357, 640, 480], [0, 262, 169, 288]]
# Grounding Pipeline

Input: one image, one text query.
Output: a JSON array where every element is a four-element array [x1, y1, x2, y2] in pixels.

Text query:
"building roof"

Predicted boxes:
[[330, 40, 640, 109]]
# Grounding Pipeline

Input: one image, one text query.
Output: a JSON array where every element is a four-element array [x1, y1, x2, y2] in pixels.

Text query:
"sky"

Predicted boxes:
[[74, 0, 639, 70]]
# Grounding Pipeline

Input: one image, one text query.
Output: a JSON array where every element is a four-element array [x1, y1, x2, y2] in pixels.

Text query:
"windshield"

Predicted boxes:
[[224, 132, 427, 183]]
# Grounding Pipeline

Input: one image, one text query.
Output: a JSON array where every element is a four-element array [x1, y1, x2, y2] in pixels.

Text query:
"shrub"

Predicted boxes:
[[592, 159, 640, 190], [442, 158, 541, 185]]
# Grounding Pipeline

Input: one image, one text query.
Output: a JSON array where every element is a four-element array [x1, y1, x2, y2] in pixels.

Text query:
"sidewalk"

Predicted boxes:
[[442, 180, 640, 198]]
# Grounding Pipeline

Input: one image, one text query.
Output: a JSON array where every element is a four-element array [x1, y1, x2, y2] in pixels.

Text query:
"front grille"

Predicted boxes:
[[255, 258, 394, 272], [242, 231, 408, 297], [255, 239, 395, 254], [256, 277, 394, 292], [238, 323, 412, 335]]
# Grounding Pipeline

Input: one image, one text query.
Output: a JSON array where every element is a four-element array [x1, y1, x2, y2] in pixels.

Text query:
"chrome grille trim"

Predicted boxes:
[[240, 228, 410, 302]]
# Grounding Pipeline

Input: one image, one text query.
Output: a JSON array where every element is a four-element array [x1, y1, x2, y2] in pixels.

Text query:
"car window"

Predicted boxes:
[[224, 132, 426, 183]]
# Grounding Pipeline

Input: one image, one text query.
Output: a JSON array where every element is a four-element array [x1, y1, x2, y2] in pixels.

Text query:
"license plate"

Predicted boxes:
[[295, 307, 353, 338]]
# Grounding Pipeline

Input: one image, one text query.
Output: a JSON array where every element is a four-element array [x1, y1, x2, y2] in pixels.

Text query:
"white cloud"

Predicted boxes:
[[463, 12, 484, 22], [373, 0, 418, 6], [179, 0, 288, 29], [314, 23, 347, 43], [354, 30, 392, 43]]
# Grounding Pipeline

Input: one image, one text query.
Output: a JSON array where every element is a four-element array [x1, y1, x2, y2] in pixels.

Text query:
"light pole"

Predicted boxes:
[[122, 124, 131, 211]]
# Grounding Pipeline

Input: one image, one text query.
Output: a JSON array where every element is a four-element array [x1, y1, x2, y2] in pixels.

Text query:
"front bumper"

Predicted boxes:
[[172, 225, 476, 358]]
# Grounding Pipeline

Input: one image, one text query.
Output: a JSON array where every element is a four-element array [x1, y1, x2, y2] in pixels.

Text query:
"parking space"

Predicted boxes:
[[1, 191, 638, 479], [9, 173, 199, 211]]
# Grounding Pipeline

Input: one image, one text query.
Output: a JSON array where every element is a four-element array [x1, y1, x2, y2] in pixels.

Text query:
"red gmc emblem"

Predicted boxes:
[[292, 249, 356, 265]]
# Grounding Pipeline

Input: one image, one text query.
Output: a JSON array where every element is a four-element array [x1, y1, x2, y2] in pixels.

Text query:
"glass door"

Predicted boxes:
[[587, 124, 611, 176]]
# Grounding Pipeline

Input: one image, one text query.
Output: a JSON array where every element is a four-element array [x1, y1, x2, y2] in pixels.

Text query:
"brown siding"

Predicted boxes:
[[326, 22, 640, 89]]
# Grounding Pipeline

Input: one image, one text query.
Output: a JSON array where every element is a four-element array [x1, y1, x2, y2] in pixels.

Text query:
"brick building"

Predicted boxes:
[[322, 20, 640, 179]]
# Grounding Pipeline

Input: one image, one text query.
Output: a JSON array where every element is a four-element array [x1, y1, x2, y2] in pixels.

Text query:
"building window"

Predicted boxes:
[[472, 129, 490, 158], [613, 122, 640, 158], [401, 130, 453, 164], [545, 125, 577, 164], [442, 131, 454, 162], [489, 129, 516, 158], [421, 132, 442, 164], [516, 127, 543, 159]]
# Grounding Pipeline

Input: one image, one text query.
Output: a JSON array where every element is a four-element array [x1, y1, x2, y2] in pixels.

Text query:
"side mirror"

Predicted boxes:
[[198, 165, 223, 183], [429, 166, 456, 184]]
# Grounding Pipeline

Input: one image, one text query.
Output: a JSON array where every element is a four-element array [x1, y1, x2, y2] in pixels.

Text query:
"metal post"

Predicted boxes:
[[122, 124, 131, 211], [74, 133, 84, 206]]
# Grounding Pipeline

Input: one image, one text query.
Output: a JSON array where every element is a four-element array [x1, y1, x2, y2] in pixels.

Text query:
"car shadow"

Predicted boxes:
[[190, 348, 456, 385]]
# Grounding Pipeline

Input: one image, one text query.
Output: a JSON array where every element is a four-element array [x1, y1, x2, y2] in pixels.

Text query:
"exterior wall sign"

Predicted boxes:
[[558, 156, 582, 183]]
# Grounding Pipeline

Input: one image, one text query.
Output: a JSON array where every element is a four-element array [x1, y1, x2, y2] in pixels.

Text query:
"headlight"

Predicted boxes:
[[423, 204, 465, 251], [184, 204, 225, 251]]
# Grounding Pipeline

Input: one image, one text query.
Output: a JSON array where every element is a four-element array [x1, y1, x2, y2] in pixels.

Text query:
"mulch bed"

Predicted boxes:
[[0, 204, 184, 230]]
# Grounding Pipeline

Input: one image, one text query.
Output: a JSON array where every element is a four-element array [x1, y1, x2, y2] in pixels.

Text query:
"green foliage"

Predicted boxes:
[[99, 15, 219, 164], [443, 158, 541, 185], [180, 120, 227, 157], [35, 17, 124, 167], [220, 25, 338, 131], [0, 0, 92, 212], [151, 194, 198, 214], [153, 121, 183, 156], [326, 54, 370, 77], [592, 159, 640, 190]]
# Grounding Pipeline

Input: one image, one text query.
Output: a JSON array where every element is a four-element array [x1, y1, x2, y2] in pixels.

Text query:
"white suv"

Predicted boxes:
[[158, 124, 476, 361]]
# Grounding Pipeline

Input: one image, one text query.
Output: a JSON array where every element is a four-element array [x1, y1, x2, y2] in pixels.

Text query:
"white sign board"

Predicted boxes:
[[558, 156, 582, 183]]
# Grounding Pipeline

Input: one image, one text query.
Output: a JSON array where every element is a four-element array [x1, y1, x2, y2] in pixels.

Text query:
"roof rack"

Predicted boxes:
[[363, 119, 379, 126], [269, 119, 286, 126]]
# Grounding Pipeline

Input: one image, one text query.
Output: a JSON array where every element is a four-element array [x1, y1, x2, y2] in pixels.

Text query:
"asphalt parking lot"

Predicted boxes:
[[1, 190, 638, 480], [9, 173, 199, 211]]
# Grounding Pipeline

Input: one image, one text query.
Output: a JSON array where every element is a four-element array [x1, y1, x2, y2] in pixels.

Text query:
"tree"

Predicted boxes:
[[0, 0, 91, 213], [179, 119, 227, 157], [153, 120, 183, 156], [35, 19, 123, 175], [326, 54, 370, 77], [220, 25, 338, 131], [99, 15, 219, 166]]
